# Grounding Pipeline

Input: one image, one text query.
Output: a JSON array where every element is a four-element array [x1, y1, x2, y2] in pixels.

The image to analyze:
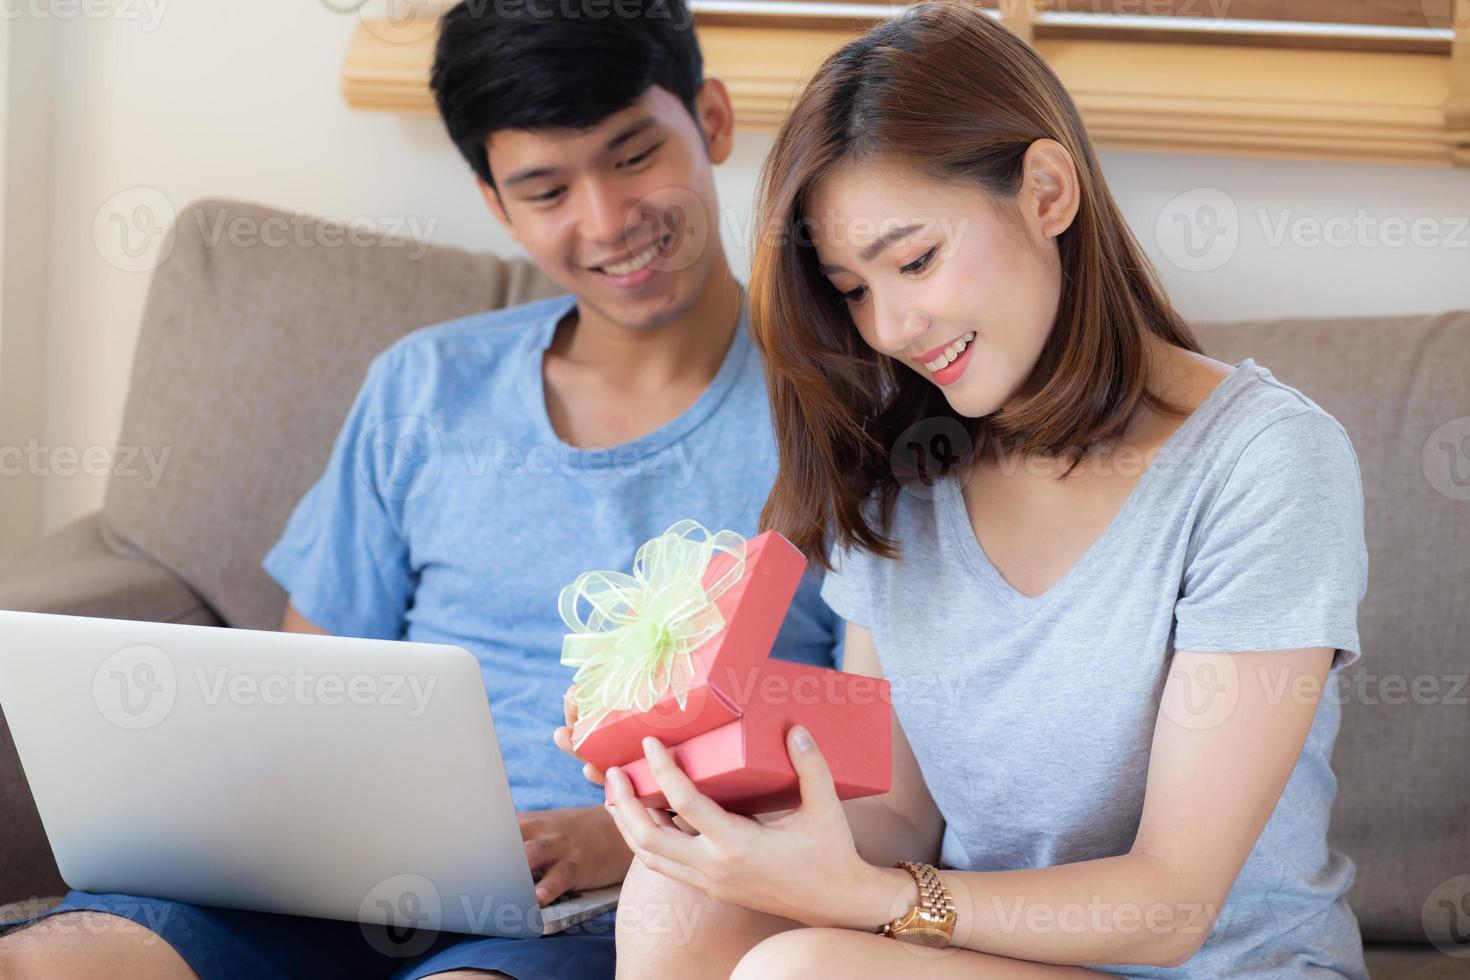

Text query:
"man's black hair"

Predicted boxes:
[[430, 0, 705, 192]]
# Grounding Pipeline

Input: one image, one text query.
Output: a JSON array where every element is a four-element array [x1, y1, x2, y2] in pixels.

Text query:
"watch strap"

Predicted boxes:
[[879, 860, 957, 946]]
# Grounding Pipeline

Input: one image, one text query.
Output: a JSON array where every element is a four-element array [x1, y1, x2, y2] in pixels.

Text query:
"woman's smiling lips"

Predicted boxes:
[[910, 331, 977, 386]]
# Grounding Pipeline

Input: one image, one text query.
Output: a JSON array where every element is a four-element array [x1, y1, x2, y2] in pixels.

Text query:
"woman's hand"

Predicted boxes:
[[601, 725, 907, 930], [553, 687, 607, 786]]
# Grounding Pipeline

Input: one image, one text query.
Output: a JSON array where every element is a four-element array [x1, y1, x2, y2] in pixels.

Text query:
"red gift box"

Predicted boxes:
[[618, 659, 892, 814], [567, 528, 892, 815]]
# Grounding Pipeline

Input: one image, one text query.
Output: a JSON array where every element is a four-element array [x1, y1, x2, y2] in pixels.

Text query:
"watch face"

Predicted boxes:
[[897, 927, 951, 947]]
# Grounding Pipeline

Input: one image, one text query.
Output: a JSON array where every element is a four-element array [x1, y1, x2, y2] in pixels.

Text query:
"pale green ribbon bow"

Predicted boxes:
[[559, 520, 747, 749]]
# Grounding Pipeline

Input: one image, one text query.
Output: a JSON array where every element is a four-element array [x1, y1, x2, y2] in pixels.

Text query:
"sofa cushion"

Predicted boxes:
[[1364, 943, 1470, 978], [102, 200, 561, 633], [1193, 312, 1470, 944]]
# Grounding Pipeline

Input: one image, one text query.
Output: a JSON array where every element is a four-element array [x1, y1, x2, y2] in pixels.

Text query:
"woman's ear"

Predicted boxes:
[[693, 78, 736, 166], [1021, 138, 1080, 241]]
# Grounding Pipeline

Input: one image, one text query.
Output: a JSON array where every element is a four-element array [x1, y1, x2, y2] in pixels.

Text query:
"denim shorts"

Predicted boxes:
[[12, 890, 616, 980]]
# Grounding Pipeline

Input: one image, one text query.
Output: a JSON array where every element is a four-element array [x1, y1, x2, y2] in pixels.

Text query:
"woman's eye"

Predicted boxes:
[[841, 285, 869, 305], [901, 245, 937, 275]]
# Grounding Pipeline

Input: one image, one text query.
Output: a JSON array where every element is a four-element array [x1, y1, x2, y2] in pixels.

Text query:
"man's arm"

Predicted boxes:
[[283, 597, 629, 904], [280, 601, 328, 635]]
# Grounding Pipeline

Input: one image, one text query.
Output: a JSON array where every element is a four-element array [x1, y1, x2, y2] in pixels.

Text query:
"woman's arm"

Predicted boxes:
[[808, 644, 1337, 968], [604, 643, 1335, 970], [837, 622, 945, 868]]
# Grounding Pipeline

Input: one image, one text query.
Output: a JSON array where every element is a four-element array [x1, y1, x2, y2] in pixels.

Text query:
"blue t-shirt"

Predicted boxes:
[[262, 291, 841, 812]]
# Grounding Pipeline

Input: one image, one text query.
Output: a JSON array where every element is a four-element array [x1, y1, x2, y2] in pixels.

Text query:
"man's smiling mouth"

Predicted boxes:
[[591, 232, 675, 275]]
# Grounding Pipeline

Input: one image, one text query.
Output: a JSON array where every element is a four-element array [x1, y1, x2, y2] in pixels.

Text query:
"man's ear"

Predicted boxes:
[[693, 78, 736, 166], [477, 177, 518, 239]]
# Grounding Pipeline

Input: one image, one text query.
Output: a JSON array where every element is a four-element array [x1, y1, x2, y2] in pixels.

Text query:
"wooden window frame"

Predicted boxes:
[[341, 0, 1470, 167]]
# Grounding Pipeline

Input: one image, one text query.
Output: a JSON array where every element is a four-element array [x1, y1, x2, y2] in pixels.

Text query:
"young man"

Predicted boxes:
[[0, 2, 839, 977]]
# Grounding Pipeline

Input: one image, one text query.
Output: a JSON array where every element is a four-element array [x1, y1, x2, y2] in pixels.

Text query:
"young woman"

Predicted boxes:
[[559, 4, 1369, 977]]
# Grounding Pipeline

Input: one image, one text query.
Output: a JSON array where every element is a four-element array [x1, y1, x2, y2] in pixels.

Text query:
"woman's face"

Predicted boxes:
[[805, 151, 1074, 419]]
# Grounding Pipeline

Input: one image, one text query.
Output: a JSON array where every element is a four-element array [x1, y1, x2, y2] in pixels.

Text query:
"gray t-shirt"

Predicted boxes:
[[821, 358, 1369, 979]]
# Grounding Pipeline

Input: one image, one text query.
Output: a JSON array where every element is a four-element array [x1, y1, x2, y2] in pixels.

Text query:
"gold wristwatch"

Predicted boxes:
[[879, 860, 957, 947]]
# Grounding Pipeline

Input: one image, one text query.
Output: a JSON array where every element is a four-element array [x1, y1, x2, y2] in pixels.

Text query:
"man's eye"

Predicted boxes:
[[618, 143, 663, 169], [528, 188, 564, 204], [901, 245, 937, 275]]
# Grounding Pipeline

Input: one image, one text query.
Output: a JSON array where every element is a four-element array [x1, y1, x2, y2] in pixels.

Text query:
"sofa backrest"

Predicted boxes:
[[103, 199, 1467, 946], [102, 199, 561, 632], [1192, 312, 1469, 945]]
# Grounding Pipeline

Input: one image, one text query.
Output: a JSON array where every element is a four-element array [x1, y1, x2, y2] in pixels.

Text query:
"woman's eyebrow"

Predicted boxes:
[[817, 222, 921, 275]]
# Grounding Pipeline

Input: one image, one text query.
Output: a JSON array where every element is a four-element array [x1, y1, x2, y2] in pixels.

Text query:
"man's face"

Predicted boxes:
[[482, 83, 732, 332]]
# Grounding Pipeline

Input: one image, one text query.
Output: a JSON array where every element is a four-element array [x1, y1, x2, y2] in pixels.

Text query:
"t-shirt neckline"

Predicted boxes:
[[941, 357, 1259, 614], [522, 288, 753, 463]]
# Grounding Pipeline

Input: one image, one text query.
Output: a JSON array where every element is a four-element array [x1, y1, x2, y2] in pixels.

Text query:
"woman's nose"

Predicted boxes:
[[877, 307, 932, 355]]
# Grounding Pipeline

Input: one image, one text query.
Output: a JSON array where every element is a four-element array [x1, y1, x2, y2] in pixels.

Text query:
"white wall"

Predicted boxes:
[[5, 0, 1469, 552], [0, 16, 54, 556]]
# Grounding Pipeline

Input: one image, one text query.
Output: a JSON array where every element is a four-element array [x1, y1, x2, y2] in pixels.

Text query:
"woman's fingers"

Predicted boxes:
[[604, 766, 708, 868], [639, 737, 741, 843], [785, 725, 843, 817]]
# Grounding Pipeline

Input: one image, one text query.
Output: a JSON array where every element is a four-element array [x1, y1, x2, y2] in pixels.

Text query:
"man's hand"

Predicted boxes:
[[518, 805, 634, 906]]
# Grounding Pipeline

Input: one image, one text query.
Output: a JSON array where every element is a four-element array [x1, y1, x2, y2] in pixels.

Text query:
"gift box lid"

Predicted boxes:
[[570, 529, 809, 770]]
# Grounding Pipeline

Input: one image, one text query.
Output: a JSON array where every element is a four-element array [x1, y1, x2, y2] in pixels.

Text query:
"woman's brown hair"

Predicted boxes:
[[750, 0, 1203, 569]]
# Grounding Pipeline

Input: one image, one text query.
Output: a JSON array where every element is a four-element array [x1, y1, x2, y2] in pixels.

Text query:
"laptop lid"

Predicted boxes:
[[0, 610, 562, 940]]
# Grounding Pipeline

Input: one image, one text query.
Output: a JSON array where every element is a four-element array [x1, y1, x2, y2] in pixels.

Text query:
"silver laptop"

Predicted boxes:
[[0, 610, 618, 942]]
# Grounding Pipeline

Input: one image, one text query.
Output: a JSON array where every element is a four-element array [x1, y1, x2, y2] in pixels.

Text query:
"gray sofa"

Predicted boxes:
[[1, 200, 1466, 977]]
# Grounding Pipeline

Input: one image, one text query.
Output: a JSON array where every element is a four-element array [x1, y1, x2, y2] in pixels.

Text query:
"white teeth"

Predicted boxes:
[[923, 331, 976, 374], [601, 235, 668, 276]]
